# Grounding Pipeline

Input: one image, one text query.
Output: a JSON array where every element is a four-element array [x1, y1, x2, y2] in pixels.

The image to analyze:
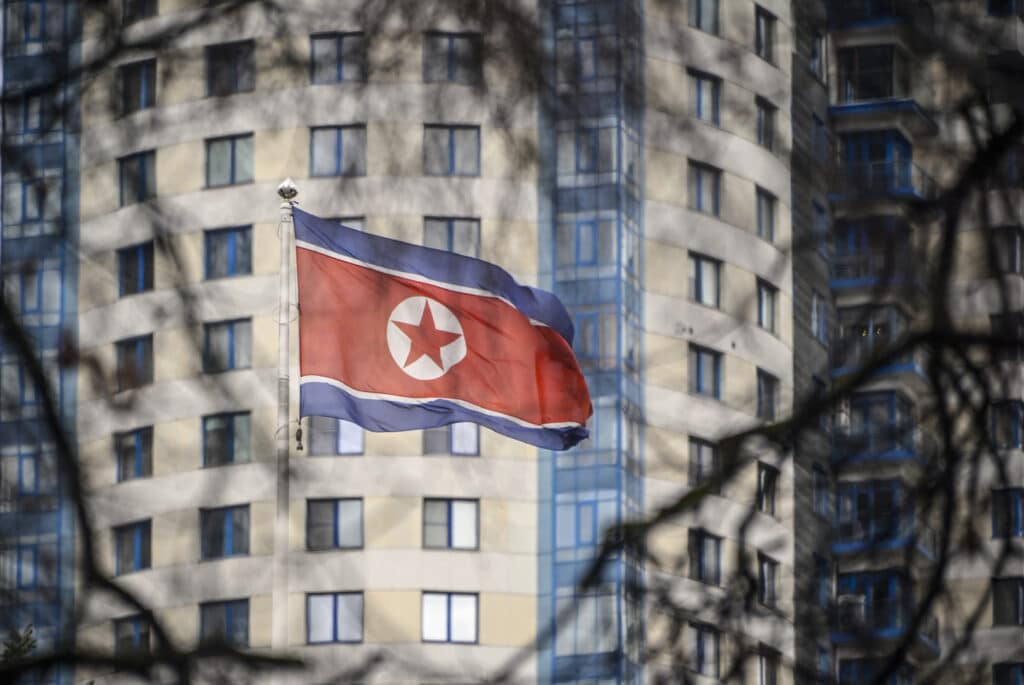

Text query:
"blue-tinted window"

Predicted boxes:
[[200, 599, 249, 646], [993, 577, 1024, 626], [689, 253, 720, 308], [200, 505, 250, 559], [836, 480, 903, 544], [688, 529, 721, 584], [689, 0, 719, 34], [115, 335, 153, 391], [758, 462, 778, 515], [994, 663, 1024, 685], [756, 97, 776, 150], [813, 464, 830, 516], [118, 241, 153, 296], [205, 226, 253, 279], [310, 125, 367, 176], [423, 125, 480, 176], [206, 41, 254, 95], [836, 572, 907, 633], [16, 544, 38, 589], [757, 369, 778, 420], [691, 623, 719, 678], [311, 33, 365, 83], [206, 134, 253, 187], [114, 520, 151, 574], [689, 70, 720, 125], [688, 161, 721, 215], [118, 151, 156, 206], [120, 59, 156, 114], [814, 555, 831, 609], [116, 427, 152, 482], [307, 498, 363, 550], [994, 489, 1024, 538], [423, 498, 478, 549], [993, 401, 1024, 449], [423, 32, 482, 84], [756, 188, 775, 241], [114, 616, 150, 655], [203, 319, 252, 373], [5, 0, 64, 44], [122, 0, 156, 24], [688, 344, 721, 398], [202, 412, 251, 467]]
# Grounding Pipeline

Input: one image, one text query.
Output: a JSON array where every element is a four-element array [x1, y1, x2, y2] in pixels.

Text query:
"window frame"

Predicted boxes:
[[119, 58, 156, 115], [756, 187, 776, 241], [421, 591, 479, 644], [689, 528, 721, 585], [688, 69, 721, 125], [114, 519, 151, 575], [115, 334, 153, 391], [309, 124, 368, 177], [199, 598, 249, 647], [423, 422, 480, 456], [115, 426, 153, 482], [204, 225, 253, 279], [201, 411, 251, 467], [757, 368, 779, 421], [114, 616, 151, 656], [688, 344, 722, 399], [423, 216, 481, 258], [755, 6, 776, 64], [203, 318, 253, 373], [689, 436, 718, 489], [757, 279, 777, 333], [757, 553, 779, 608], [117, 241, 154, 297], [422, 498, 480, 551], [688, 0, 720, 35], [308, 416, 365, 456], [310, 32, 366, 84], [757, 462, 778, 516], [423, 31, 483, 84], [993, 488, 1024, 538], [813, 464, 830, 517], [756, 97, 776, 151], [205, 133, 254, 188], [199, 505, 250, 560], [993, 577, 1024, 626], [205, 41, 255, 96], [117, 150, 156, 207], [306, 498, 364, 551], [306, 592, 364, 644], [691, 622, 720, 678], [423, 124, 481, 176], [688, 160, 722, 216], [689, 253, 721, 308]]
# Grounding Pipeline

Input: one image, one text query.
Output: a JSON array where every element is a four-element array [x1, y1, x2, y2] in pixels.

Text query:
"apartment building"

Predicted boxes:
[[1, 0, 1022, 684]]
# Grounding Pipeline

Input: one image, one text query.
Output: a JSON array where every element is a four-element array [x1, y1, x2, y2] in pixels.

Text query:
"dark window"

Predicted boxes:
[[310, 125, 367, 177], [689, 70, 721, 125], [757, 462, 778, 515], [757, 280, 777, 333], [200, 505, 250, 559], [311, 33, 365, 83], [757, 369, 778, 420], [114, 617, 150, 656], [688, 344, 722, 398], [206, 134, 254, 187], [688, 0, 719, 34], [755, 7, 776, 63], [423, 498, 479, 550], [813, 464, 830, 516], [994, 664, 1024, 685], [689, 253, 721, 308], [308, 416, 364, 455], [758, 553, 778, 607], [423, 217, 480, 257], [114, 520, 151, 574], [836, 480, 903, 544], [206, 41, 255, 96], [115, 335, 153, 391], [691, 623, 719, 678], [204, 319, 252, 372], [994, 489, 1024, 538], [200, 599, 249, 646], [993, 227, 1024, 274], [756, 187, 775, 241], [202, 412, 250, 467], [993, 401, 1024, 449], [814, 555, 831, 609], [118, 241, 153, 296], [688, 161, 721, 216], [307, 592, 363, 643], [837, 45, 909, 102], [688, 528, 721, 584], [812, 291, 829, 345], [118, 151, 156, 206], [993, 578, 1024, 626], [5, 0, 65, 44], [759, 648, 779, 685], [991, 313, 1024, 362], [122, 0, 156, 23], [424, 32, 482, 84], [306, 498, 363, 550], [423, 125, 480, 176], [810, 33, 826, 81], [115, 427, 152, 482], [205, 226, 252, 278], [689, 437, 718, 489], [756, 97, 776, 150], [423, 423, 479, 456], [119, 59, 156, 114]]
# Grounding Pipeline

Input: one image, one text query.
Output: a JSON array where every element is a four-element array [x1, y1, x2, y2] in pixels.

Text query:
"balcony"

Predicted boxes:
[[831, 250, 919, 290], [829, 0, 900, 27], [832, 596, 940, 659], [833, 515, 936, 560], [830, 161, 936, 202], [832, 424, 932, 464]]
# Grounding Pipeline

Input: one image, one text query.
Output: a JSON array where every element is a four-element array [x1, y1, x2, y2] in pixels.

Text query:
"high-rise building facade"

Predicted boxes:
[[1, 1, 1022, 684]]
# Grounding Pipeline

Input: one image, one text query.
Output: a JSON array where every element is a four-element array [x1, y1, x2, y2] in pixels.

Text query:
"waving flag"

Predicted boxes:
[[293, 208, 592, 450]]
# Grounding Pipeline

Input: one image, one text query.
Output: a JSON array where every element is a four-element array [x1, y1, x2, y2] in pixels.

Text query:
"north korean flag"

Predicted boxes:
[[294, 208, 592, 450]]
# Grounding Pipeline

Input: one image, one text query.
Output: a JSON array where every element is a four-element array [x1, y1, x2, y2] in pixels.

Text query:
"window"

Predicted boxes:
[[555, 218, 616, 266], [757, 280, 777, 333], [424, 32, 482, 84], [688, 345, 721, 399], [689, 70, 720, 125], [422, 592, 477, 643], [206, 41, 255, 95], [5, 0, 64, 45], [203, 319, 252, 373], [114, 616, 150, 656], [836, 480, 903, 544], [810, 33, 826, 82], [555, 495, 618, 549], [993, 578, 1024, 626], [758, 554, 778, 607], [814, 555, 831, 609], [993, 401, 1024, 449], [423, 499, 479, 549], [688, 253, 720, 307], [115, 427, 152, 482], [994, 227, 1024, 274], [812, 291, 829, 345], [812, 114, 828, 162], [690, 623, 719, 678], [308, 416, 364, 456], [991, 313, 1024, 362], [757, 370, 778, 420], [423, 423, 479, 456], [689, 437, 718, 489], [206, 134, 254, 187], [122, 0, 155, 23], [757, 462, 778, 515], [114, 520, 151, 574], [423, 217, 480, 257], [994, 489, 1024, 538], [813, 202, 829, 256], [756, 97, 776, 151], [310, 125, 367, 177], [813, 464, 830, 516], [995, 664, 1024, 685], [202, 412, 250, 467], [557, 126, 618, 175], [2, 171, 62, 228], [200, 599, 248, 646], [307, 592, 363, 643], [119, 59, 156, 114], [688, 161, 721, 216], [755, 7, 776, 63], [837, 45, 909, 102], [200, 505, 250, 559], [688, 0, 719, 34], [688, 529, 721, 585], [118, 151, 156, 206], [307, 498, 363, 550], [333, 216, 365, 231], [760, 648, 780, 685], [205, 226, 252, 278], [115, 335, 153, 391], [423, 125, 480, 176], [756, 188, 775, 241], [990, 0, 1024, 15], [311, 33, 366, 83], [118, 241, 153, 296]]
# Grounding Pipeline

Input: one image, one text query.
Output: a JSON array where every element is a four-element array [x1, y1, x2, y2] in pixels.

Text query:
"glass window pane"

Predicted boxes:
[[309, 415, 339, 455], [232, 414, 250, 463], [453, 128, 479, 175], [423, 127, 449, 174], [451, 219, 478, 257], [424, 34, 449, 82], [338, 420, 363, 454], [206, 323, 229, 371], [337, 499, 362, 547], [423, 219, 449, 250], [450, 500, 478, 548], [234, 320, 252, 369], [342, 127, 366, 176], [341, 35, 365, 81], [423, 426, 448, 454], [235, 227, 252, 275], [313, 37, 338, 83], [231, 507, 249, 554], [452, 422, 478, 454], [307, 501, 335, 550], [449, 594, 477, 642], [423, 500, 449, 548], [422, 593, 448, 641], [207, 140, 231, 186], [336, 593, 363, 641], [312, 128, 337, 176], [204, 416, 227, 466], [201, 604, 226, 642], [201, 509, 225, 558], [234, 136, 254, 183], [307, 595, 333, 642]]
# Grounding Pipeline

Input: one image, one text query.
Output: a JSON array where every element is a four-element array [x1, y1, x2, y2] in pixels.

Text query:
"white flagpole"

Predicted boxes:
[[273, 178, 297, 650]]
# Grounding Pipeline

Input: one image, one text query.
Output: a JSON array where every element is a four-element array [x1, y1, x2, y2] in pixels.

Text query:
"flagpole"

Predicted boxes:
[[273, 178, 297, 651]]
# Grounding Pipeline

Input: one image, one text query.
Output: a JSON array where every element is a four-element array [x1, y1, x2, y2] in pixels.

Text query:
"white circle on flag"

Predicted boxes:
[[386, 296, 467, 381]]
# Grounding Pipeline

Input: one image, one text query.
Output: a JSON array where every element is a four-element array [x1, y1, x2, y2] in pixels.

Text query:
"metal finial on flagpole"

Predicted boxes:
[[272, 178, 296, 651]]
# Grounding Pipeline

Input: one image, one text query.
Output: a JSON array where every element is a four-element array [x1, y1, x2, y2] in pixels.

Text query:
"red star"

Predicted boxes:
[[393, 302, 462, 369]]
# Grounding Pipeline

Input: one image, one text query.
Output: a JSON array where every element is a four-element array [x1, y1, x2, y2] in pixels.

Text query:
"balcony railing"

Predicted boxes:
[[831, 250, 915, 286], [833, 596, 939, 651], [832, 424, 935, 463], [831, 160, 936, 200], [837, 69, 910, 104], [834, 515, 937, 559]]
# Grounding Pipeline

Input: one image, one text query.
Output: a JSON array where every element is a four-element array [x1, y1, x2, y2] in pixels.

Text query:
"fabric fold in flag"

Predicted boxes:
[[293, 208, 592, 450]]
